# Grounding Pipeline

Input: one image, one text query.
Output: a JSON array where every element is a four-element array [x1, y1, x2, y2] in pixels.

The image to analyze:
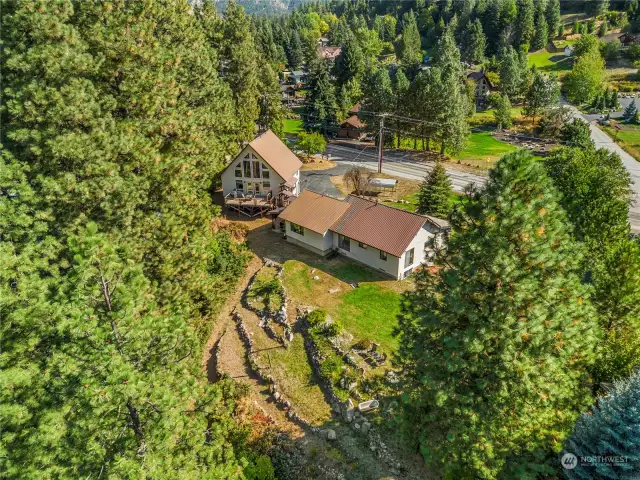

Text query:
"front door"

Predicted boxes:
[[246, 182, 262, 195]]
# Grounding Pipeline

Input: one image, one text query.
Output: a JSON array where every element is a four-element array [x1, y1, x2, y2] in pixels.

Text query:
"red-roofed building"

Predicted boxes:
[[338, 115, 366, 139], [277, 191, 449, 279]]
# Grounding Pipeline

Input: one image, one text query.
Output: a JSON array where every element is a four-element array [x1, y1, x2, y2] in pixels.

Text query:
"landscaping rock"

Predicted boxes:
[[313, 275, 320, 281], [273, 392, 281, 401], [343, 398, 355, 423], [326, 429, 337, 441], [358, 399, 379, 413], [361, 421, 371, 435], [328, 288, 339, 294]]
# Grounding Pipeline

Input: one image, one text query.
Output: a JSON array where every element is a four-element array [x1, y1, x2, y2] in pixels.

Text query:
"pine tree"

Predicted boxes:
[[304, 58, 337, 133], [499, 46, 526, 99], [532, 1, 549, 51], [394, 69, 411, 148], [218, 0, 261, 140], [623, 101, 638, 122], [565, 368, 640, 479], [565, 48, 606, 105], [287, 30, 304, 69], [416, 163, 453, 217], [461, 19, 487, 64], [258, 63, 286, 137], [515, 0, 535, 48], [399, 10, 422, 66], [396, 150, 599, 479], [334, 31, 365, 87], [488, 92, 513, 129], [522, 68, 560, 123], [545, 0, 561, 41]]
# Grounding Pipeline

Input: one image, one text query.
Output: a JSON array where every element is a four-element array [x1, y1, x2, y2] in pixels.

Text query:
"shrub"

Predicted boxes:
[[353, 339, 373, 350], [245, 455, 276, 480], [307, 308, 328, 326], [320, 353, 344, 383], [323, 322, 342, 337]]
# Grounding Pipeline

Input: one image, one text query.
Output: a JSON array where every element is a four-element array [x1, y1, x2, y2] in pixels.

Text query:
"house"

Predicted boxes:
[[277, 190, 449, 279], [467, 71, 493, 101], [317, 45, 342, 61], [564, 45, 575, 56], [338, 115, 366, 139], [281, 85, 298, 106], [286, 70, 307, 85], [221, 130, 302, 216]]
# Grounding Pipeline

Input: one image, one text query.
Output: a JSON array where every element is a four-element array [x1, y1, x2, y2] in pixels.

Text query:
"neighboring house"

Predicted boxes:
[[221, 130, 302, 213], [277, 190, 450, 280], [317, 45, 342, 61], [281, 85, 298, 106], [287, 70, 308, 85], [338, 115, 366, 139], [564, 45, 575, 56], [619, 33, 638, 46], [467, 71, 493, 101], [349, 103, 361, 115]]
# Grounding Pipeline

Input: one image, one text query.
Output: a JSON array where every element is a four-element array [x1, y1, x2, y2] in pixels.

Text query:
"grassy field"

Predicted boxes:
[[282, 260, 407, 355], [603, 124, 640, 161], [528, 48, 573, 74], [383, 191, 465, 213], [450, 131, 518, 168], [469, 107, 523, 127], [284, 118, 303, 135]]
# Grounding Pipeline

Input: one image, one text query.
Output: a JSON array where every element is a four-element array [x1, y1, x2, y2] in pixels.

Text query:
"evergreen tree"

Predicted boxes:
[[287, 30, 304, 69], [565, 368, 640, 479], [545, 146, 640, 388], [361, 66, 394, 137], [396, 150, 599, 479], [304, 58, 337, 133], [258, 63, 286, 137], [599, 18, 609, 37], [499, 46, 526, 99], [417, 163, 453, 217], [545, 0, 561, 41], [560, 119, 594, 149], [623, 101, 638, 123], [334, 31, 365, 88], [218, 0, 261, 140], [488, 93, 514, 129], [515, 0, 535, 48], [394, 69, 411, 148], [399, 10, 422, 66], [461, 19, 487, 64], [533, 1, 549, 51], [522, 68, 560, 123]]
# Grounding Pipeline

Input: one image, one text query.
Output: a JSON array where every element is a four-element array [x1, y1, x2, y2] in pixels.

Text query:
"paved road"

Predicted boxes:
[[322, 143, 487, 193], [567, 106, 640, 233]]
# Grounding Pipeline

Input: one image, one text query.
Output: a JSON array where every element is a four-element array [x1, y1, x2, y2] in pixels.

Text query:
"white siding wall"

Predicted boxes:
[[398, 225, 434, 279], [331, 233, 401, 279], [221, 145, 289, 199], [285, 221, 333, 255]]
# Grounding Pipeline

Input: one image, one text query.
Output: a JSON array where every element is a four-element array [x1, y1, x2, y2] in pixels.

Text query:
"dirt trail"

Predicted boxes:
[[202, 244, 304, 438]]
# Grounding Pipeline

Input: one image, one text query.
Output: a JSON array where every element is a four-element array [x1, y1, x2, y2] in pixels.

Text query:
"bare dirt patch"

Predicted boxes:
[[300, 160, 337, 171]]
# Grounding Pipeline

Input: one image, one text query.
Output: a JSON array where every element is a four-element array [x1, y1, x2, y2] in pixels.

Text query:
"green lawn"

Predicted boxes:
[[451, 131, 517, 168], [527, 48, 573, 74], [282, 260, 407, 355], [469, 107, 523, 127], [384, 192, 465, 213], [284, 118, 303, 135], [603, 125, 640, 161]]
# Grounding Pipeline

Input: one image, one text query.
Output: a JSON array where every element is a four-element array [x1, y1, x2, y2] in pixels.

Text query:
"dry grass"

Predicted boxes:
[[330, 172, 421, 204], [300, 160, 337, 171]]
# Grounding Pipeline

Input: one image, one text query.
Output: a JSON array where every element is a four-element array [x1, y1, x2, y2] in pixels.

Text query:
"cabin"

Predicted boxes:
[[221, 130, 302, 217], [277, 190, 449, 280], [338, 115, 366, 139], [317, 45, 342, 61], [467, 71, 493, 101]]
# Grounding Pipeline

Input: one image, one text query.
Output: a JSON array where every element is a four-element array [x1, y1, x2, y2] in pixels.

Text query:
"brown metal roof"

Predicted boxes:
[[331, 196, 428, 257], [226, 130, 302, 182], [277, 190, 351, 234], [341, 115, 365, 129]]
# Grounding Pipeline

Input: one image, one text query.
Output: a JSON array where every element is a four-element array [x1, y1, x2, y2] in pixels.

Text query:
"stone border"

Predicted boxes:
[[232, 310, 315, 431], [241, 259, 294, 347]]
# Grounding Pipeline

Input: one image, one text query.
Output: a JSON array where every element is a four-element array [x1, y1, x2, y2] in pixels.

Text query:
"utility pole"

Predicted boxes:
[[378, 114, 385, 173]]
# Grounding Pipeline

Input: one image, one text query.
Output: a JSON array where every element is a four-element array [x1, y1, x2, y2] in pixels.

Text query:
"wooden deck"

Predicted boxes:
[[225, 196, 273, 218]]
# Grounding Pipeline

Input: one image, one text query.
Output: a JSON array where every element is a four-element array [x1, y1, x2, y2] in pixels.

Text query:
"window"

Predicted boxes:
[[403, 268, 413, 279], [243, 160, 251, 177], [234, 163, 242, 177], [252, 161, 260, 178], [358, 242, 367, 249], [290, 223, 304, 236], [263, 181, 270, 189], [339, 235, 350, 251], [262, 169, 270, 179], [235, 180, 243, 191], [379, 250, 387, 261], [404, 248, 414, 268]]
